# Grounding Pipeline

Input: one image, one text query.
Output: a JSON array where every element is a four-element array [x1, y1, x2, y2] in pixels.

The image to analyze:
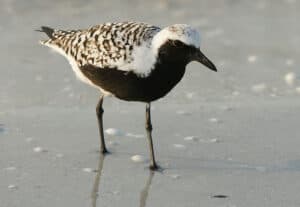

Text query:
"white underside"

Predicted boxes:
[[42, 42, 112, 96]]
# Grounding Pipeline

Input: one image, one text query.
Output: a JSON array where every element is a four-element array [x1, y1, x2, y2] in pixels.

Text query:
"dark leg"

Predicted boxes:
[[96, 95, 108, 154], [145, 103, 158, 170]]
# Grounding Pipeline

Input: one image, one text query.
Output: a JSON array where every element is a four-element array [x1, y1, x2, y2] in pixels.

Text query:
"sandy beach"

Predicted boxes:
[[1, 0, 300, 206]]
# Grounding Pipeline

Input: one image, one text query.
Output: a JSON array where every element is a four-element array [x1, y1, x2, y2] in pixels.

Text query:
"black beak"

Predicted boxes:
[[194, 49, 217, 72]]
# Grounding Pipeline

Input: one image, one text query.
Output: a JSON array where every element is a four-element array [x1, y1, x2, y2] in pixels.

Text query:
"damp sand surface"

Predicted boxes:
[[1, 0, 300, 206]]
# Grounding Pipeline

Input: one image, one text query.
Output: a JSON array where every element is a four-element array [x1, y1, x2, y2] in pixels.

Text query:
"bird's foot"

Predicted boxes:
[[100, 148, 110, 155], [149, 164, 163, 172]]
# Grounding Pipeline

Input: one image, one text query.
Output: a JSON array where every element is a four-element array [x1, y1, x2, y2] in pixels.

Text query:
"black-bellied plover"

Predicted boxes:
[[37, 21, 217, 170]]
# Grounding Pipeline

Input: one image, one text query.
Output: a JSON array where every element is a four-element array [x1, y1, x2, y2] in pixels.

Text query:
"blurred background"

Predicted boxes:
[[1, 0, 300, 207], [1, 0, 300, 108]]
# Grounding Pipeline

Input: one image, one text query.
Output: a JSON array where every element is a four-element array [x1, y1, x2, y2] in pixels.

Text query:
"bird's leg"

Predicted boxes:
[[145, 103, 158, 170], [96, 95, 108, 154]]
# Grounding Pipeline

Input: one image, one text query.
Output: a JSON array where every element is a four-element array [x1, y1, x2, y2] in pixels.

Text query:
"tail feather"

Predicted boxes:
[[36, 26, 55, 39]]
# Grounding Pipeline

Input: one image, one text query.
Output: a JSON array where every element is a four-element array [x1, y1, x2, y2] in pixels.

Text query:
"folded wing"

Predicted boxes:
[[40, 22, 161, 74]]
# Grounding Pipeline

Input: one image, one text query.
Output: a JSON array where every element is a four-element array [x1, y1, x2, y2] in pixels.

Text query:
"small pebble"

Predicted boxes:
[[185, 92, 195, 99], [173, 144, 186, 149], [199, 138, 220, 143], [108, 141, 119, 146], [247, 55, 257, 63], [251, 83, 267, 93], [176, 110, 191, 115], [169, 174, 181, 179], [8, 185, 18, 190], [82, 168, 94, 173], [209, 138, 219, 143], [131, 155, 147, 163], [105, 128, 124, 136], [209, 118, 220, 123], [183, 136, 198, 142], [33, 147, 47, 153], [284, 72, 296, 86], [126, 133, 144, 138]]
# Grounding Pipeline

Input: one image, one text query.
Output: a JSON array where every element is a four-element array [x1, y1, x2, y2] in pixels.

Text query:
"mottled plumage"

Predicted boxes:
[[37, 21, 217, 170], [41, 22, 160, 75]]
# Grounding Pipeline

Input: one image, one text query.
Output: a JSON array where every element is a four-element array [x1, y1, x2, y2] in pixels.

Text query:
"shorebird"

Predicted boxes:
[[37, 22, 217, 170]]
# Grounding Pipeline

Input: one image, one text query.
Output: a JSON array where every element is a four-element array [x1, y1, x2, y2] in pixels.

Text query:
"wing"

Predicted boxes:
[[41, 22, 161, 73]]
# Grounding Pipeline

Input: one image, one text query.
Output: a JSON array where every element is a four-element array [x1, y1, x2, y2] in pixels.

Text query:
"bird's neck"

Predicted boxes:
[[156, 56, 187, 71], [154, 53, 189, 73], [154, 41, 190, 67], [151, 51, 187, 81]]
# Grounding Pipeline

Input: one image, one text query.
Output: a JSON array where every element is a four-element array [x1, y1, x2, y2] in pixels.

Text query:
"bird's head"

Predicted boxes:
[[152, 24, 217, 72]]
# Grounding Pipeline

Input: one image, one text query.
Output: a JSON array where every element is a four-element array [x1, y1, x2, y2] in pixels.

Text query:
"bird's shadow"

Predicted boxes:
[[0, 124, 5, 134], [139, 171, 154, 207], [91, 154, 155, 207], [91, 154, 105, 207]]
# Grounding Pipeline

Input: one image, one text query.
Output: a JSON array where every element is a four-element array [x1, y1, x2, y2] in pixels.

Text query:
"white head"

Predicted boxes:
[[124, 24, 216, 76], [150, 24, 217, 72], [152, 24, 201, 52]]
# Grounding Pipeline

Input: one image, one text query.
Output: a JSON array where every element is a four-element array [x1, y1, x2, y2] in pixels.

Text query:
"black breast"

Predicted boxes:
[[80, 62, 186, 102], [80, 40, 191, 102]]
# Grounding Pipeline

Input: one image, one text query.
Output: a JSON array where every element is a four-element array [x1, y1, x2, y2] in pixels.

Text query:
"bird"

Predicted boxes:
[[37, 21, 217, 170]]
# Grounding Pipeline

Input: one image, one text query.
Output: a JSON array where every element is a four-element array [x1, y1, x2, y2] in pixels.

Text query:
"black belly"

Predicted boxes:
[[80, 64, 186, 102]]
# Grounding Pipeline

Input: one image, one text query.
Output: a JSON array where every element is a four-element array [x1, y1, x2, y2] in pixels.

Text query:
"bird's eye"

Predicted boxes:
[[168, 40, 185, 48], [173, 40, 184, 47], [190, 46, 198, 53]]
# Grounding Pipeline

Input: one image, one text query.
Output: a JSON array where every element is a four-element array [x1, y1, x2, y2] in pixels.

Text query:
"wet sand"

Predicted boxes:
[[1, 0, 300, 206]]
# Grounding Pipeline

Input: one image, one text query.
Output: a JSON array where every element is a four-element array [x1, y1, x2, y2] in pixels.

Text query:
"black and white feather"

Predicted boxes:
[[38, 21, 208, 99], [37, 21, 217, 168]]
